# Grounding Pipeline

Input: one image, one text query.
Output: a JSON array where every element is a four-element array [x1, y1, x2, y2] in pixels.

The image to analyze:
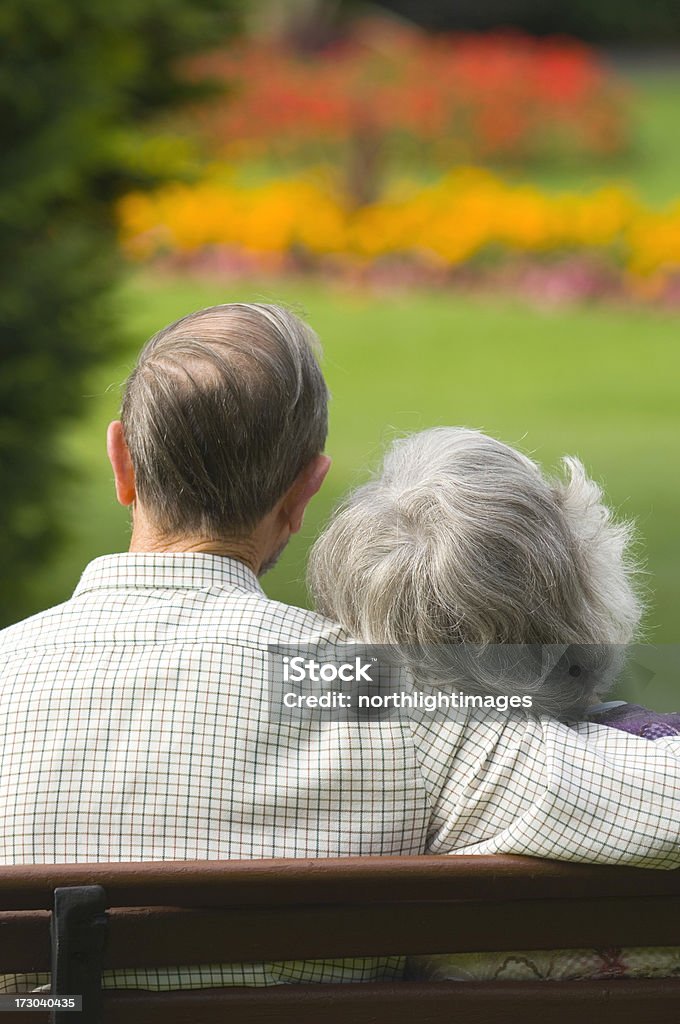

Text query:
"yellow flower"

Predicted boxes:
[[116, 167, 680, 281]]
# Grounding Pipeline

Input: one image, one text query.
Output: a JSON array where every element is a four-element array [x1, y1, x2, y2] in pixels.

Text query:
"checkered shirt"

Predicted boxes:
[[0, 552, 678, 991]]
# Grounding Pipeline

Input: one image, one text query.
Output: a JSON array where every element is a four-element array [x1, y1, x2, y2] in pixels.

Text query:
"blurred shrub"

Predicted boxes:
[[0, 0, 240, 626], [376, 0, 680, 43], [186, 17, 628, 204]]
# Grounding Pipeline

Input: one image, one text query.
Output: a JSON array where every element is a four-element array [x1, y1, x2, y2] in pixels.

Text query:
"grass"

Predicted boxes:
[[519, 72, 680, 205], [29, 270, 680, 710]]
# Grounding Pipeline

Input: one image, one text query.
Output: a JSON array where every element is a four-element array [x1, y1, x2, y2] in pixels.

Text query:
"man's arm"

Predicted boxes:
[[408, 709, 680, 867]]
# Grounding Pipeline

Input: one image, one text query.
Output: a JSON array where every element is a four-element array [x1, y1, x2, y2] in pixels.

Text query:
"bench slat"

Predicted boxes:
[[8, 982, 680, 1024], [98, 980, 680, 1024], [103, 896, 680, 965], [0, 855, 678, 910], [1, 894, 679, 972]]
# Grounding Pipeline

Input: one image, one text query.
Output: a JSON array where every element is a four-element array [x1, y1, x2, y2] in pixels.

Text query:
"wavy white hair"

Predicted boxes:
[[307, 428, 644, 718]]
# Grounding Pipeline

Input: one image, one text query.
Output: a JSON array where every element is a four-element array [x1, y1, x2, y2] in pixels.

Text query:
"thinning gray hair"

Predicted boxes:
[[121, 303, 328, 538], [307, 428, 644, 717]]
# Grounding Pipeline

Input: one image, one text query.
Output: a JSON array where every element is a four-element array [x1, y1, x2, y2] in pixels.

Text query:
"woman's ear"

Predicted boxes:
[[107, 420, 136, 506], [285, 454, 332, 535]]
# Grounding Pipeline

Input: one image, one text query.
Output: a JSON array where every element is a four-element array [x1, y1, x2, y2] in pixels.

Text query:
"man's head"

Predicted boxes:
[[107, 303, 331, 570]]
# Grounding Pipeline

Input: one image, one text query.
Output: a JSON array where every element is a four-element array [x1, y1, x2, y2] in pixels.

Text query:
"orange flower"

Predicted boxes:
[[116, 169, 680, 283]]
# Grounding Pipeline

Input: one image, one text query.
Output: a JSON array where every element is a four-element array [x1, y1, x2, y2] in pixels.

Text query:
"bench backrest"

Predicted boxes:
[[1, 854, 679, 1023]]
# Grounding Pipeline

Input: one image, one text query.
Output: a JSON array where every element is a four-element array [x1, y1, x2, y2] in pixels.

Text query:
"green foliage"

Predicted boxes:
[[0, 0, 241, 625]]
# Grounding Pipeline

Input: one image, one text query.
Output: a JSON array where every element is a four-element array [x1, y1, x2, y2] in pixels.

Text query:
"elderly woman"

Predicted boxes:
[[308, 426, 680, 984], [308, 427, 680, 734]]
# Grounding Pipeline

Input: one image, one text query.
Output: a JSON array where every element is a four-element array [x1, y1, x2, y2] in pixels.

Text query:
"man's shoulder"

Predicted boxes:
[[0, 601, 72, 654], [0, 586, 351, 656], [219, 589, 351, 648]]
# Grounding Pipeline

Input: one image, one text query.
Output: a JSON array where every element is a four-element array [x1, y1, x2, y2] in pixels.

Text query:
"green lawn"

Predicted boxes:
[[520, 72, 680, 205], [28, 270, 680, 709]]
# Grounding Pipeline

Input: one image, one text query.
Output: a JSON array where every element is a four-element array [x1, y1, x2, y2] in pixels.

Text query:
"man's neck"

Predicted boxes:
[[129, 520, 262, 575]]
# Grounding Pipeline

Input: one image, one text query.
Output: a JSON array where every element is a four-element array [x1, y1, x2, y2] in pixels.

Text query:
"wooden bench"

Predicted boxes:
[[1, 854, 679, 1023]]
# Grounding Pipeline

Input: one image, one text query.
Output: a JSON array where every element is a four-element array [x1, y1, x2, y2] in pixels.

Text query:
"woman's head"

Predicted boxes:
[[308, 428, 643, 716]]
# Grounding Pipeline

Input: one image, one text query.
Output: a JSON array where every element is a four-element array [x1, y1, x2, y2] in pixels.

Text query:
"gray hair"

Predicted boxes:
[[307, 428, 644, 717], [121, 303, 328, 538]]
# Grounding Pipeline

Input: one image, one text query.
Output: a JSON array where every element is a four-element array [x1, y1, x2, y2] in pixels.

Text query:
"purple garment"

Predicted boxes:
[[587, 703, 680, 740]]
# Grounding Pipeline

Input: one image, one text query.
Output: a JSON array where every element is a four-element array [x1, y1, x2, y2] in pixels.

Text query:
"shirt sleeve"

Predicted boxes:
[[407, 708, 680, 867]]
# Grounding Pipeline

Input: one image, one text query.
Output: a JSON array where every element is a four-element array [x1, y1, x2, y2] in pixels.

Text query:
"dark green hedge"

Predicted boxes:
[[374, 0, 680, 42], [0, 0, 241, 626]]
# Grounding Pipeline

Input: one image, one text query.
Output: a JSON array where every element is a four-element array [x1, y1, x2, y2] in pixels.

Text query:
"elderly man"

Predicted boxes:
[[0, 303, 678, 992]]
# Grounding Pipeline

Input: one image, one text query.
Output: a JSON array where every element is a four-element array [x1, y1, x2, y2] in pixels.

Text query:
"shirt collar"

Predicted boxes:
[[73, 552, 264, 598]]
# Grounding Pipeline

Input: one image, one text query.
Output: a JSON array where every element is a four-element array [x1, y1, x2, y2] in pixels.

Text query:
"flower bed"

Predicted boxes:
[[118, 168, 680, 296], [186, 19, 628, 168]]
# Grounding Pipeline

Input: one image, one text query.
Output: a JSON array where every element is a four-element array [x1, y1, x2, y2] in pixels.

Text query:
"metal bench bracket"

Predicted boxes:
[[51, 885, 108, 1024]]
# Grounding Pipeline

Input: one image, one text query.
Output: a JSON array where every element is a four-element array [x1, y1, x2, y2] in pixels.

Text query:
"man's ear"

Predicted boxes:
[[107, 420, 136, 507], [285, 454, 332, 535]]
